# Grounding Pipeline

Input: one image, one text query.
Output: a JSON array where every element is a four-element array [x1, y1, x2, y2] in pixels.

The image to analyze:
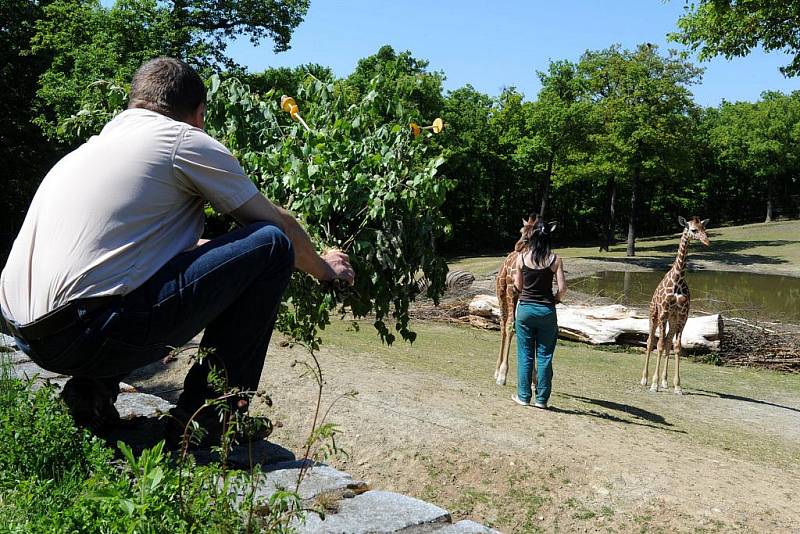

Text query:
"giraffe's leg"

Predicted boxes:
[[650, 319, 667, 392], [495, 318, 507, 383], [498, 322, 513, 386], [495, 298, 517, 386], [641, 317, 656, 386], [499, 301, 516, 386], [661, 320, 674, 390], [673, 327, 685, 395]]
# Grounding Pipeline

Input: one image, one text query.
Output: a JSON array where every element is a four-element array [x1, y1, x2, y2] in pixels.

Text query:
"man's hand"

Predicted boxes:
[[320, 249, 355, 285]]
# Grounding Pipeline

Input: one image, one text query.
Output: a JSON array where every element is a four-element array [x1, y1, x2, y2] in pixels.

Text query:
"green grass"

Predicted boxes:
[[449, 219, 800, 277]]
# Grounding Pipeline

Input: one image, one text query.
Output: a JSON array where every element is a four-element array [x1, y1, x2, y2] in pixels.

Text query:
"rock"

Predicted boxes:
[[115, 391, 173, 419], [295, 490, 451, 533]]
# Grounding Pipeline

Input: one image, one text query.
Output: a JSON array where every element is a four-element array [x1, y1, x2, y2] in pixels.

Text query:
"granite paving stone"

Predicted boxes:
[[295, 490, 451, 533]]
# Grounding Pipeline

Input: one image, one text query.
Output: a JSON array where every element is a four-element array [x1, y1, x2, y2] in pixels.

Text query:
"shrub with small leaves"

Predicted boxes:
[[204, 73, 452, 347]]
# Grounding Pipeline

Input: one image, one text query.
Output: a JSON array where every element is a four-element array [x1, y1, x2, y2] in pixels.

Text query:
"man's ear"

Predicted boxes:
[[187, 103, 206, 128], [678, 216, 687, 228]]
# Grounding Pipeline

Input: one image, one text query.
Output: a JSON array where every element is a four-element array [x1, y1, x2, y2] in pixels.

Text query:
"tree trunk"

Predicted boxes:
[[600, 176, 616, 252], [626, 166, 640, 257], [539, 154, 554, 219], [765, 178, 774, 222]]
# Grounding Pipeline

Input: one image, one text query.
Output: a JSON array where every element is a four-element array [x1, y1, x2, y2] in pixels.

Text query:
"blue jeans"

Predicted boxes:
[[515, 301, 558, 405], [12, 222, 294, 411]]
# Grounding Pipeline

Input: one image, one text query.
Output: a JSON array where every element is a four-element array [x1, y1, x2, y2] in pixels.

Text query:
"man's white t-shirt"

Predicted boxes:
[[0, 108, 259, 324]]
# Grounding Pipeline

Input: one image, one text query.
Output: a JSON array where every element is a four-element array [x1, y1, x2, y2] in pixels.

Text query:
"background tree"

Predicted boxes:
[[345, 45, 445, 124], [580, 44, 703, 256], [438, 85, 503, 250], [672, 0, 800, 77], [526, 60, 596, 219], [708, 91, 800, 222], [0, 0, 62, 258], [31, 0, 310, 139], [242, 64, 335, 97], [492, 87, 537, 232]]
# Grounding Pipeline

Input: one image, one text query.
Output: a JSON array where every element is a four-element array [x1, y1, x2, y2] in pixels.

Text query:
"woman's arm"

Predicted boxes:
[[553, 256, 567, 303]]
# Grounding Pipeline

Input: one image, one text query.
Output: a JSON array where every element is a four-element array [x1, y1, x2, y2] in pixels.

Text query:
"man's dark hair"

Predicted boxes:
[[128, 58, 206, 119]]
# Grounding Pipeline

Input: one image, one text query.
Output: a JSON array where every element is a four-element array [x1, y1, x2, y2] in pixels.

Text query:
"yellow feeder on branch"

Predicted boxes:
[[280, 95, 311, 132], [410, 118, 445, 136]]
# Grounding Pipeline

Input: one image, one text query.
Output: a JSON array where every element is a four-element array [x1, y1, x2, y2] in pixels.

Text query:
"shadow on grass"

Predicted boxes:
[[692, 389, 800, 414], [550, 394, 686, 434], [580, 239, 796, 267]]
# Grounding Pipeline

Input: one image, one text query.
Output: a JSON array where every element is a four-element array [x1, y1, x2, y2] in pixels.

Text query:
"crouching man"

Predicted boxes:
[[0, 57, 353, 445]]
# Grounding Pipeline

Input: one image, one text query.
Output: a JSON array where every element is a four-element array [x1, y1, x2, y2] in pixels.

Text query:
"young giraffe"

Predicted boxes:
[[494, 216, 538, 386], [641, 216, 710, 395]]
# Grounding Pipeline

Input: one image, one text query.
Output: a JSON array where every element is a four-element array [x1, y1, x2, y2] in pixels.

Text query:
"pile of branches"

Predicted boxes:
[[411, 270, 488, 323], [718, 317, 800, 372]]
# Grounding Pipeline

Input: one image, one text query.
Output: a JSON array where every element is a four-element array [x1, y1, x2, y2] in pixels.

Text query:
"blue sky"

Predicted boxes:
[[227, 0, 798, 107]]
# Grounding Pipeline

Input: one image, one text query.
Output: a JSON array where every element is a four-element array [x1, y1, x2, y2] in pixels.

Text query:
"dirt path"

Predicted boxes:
[[130, 321, 800, 533]]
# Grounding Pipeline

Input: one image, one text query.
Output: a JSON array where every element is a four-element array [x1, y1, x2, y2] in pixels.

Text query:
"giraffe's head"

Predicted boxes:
[[678, 216, 710, 246], [517, 215, 557, 256], [515, 215, 539, 251]]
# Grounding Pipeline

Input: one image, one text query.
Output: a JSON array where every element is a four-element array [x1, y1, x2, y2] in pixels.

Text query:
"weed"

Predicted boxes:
[[573, 509, 596, 520]]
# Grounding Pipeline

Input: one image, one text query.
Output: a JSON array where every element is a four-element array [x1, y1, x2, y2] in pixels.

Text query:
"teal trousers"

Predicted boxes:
[[515, 301, 558, 405]]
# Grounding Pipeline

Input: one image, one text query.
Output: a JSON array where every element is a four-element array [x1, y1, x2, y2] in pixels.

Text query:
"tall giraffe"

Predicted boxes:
[[494, 216, 537, 386], [641, 216, 710, 394]]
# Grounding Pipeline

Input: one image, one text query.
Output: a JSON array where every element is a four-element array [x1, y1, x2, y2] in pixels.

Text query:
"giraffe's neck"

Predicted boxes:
[[670, 231, 691, 278]]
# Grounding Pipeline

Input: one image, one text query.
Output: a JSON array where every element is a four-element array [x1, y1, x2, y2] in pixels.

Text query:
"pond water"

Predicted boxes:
[[570, 271, 800, 323]]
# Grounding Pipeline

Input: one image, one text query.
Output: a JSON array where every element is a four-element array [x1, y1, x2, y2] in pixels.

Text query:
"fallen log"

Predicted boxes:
[[468, 295, 722, 351]]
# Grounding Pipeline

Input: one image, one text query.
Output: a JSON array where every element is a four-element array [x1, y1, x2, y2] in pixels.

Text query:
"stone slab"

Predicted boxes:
[[8, 361, 66, 381], [295, 490, 451, 533], [1, 349, 31, 365], [256, 464, 367, 502], [0, 333, 16, 348], [193, 440, 297, 468], [434, 520, 503, 533]]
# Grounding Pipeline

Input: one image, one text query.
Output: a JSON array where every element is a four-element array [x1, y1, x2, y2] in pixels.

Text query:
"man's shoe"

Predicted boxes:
[[61, 376, 121, 434], [165, 404, 272, 450], [511, 394, 530, 407], [533, 402, 548, 409]]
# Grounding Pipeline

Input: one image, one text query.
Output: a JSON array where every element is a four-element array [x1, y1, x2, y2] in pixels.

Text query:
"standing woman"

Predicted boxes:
[[512, 218, 567, 409]]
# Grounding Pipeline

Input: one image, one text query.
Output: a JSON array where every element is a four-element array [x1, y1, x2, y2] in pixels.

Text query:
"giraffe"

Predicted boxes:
[[641, 216, 710, 395], [494, 216, 538, 386]]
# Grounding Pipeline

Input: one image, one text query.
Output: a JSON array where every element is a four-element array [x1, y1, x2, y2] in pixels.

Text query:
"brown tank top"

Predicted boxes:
[[519, 253, 556, 305]]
